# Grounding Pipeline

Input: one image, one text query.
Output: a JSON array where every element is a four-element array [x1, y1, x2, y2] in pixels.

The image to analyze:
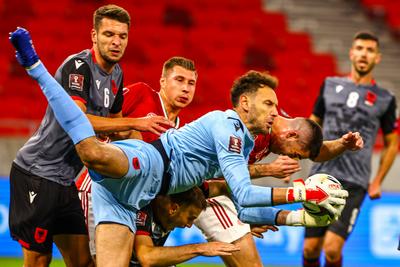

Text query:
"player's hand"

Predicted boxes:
[[9, 27, 40, 69], [287, 179, 348, 217], [131, 116, 175, 136], [270, 155, 301, 178], [341, 131, 364, 151], [286, 209, 333, 227], [250, 225, 279, 239], [281, 176, 291, 184], [198, 242, 240, 256], [368, 181, 382, 200]]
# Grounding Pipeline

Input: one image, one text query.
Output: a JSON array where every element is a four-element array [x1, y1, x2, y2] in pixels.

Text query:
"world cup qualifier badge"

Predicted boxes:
[[365, 90, 377, 106], [69, 74, 84, 91], [136, 211, 147, 226], [228, 136, 242, 154]]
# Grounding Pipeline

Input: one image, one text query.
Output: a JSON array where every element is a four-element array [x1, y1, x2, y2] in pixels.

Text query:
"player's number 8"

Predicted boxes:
[[346, 91, 359, 108], [104, 88, 110, 108]]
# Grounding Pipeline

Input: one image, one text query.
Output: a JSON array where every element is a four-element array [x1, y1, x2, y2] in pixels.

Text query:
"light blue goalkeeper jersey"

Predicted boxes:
[[161, 110, 273, 207], [92, 109, 273, 210]]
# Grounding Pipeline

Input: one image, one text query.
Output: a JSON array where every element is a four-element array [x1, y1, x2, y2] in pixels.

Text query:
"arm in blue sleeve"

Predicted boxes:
[[237, 206, 282, 225], [223, 162, 273, 207], [28, 63, 95, 144], [212, 117, 273, 207]]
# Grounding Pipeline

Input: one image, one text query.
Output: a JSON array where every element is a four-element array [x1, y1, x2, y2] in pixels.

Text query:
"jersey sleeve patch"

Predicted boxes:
[[69, 74, 84, 91], [228, 136, 242, 154]]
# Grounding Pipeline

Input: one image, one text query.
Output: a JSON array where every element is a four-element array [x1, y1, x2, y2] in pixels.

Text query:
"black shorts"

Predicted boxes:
[[9, 163, 87, 253], [305, 180, 366, 240]]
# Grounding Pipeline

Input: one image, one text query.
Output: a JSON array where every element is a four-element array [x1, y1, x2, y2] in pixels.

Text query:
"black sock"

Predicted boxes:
[[303, 255, 320, 267], [324, 256, 342, 267]]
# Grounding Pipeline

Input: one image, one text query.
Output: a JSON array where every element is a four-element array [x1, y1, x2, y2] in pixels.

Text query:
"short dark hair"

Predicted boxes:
[[162, 56, 197, 77], [93, 4, 131, 31], [304, 119, 323, 160], [231, 70, 278, 107], [169, 187, 207, 210], [353, 31, 379, 48]]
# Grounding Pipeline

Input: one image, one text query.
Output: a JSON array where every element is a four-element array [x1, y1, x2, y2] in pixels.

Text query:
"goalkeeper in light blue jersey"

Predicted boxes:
[[10, 27, 349, 267]]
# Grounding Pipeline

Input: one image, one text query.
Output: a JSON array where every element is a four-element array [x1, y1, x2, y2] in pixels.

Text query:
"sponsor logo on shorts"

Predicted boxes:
[[34, 227, 48, 244], [69, 74, 84, 91], [29, 191, 37, 204], [228, 136, 242, 154]]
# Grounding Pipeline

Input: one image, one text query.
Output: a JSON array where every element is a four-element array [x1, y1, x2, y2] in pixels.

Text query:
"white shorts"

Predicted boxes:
[[194, 195, 250, 243], [78, 188, 96, 256]]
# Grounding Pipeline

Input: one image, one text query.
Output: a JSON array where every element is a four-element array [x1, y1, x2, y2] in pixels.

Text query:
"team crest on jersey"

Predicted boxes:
[[136, 211, 147, 226], [364, 90, 377, 106], [69, 74, 84, 91], [112, 80, 118, 95], [228, 136, 242, 154]]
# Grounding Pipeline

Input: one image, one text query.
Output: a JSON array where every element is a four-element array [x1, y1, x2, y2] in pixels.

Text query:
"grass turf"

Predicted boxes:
[[0, 257, 292, 266], [0, 258, 225, 267]]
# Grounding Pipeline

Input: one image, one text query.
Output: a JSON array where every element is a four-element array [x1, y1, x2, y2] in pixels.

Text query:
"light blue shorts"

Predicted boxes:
[[90, 139, 164, 232]]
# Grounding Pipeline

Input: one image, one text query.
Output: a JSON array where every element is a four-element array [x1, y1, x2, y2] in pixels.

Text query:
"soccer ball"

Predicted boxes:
[[302, 173, 343, 217]]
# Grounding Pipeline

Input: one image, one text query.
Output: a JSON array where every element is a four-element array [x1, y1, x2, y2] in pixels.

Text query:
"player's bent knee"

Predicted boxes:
[[76, 138, 106, 166], [323, 242, 342, 261], [303, 240, 323, 258], [23, 249, 52, 267]]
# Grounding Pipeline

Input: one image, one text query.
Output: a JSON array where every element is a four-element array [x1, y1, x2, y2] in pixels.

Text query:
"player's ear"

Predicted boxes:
[[239, 94, 250, 112], [91, 29, 97, 44], [169, 203, 179, 215], [160, 76, 166, 89], [375, 52, 382, 64], [286, 131, 299, 140]]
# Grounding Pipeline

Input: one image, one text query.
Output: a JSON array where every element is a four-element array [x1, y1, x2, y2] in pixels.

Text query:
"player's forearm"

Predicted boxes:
[[313, 139, 346, 162], [372, 140, 398, 184], [86, 114, 142, 133], [207, 180, 230, 197], [237, 206, 281, 225], [137, 244, 208, 267], [248, 163, 275, 178]]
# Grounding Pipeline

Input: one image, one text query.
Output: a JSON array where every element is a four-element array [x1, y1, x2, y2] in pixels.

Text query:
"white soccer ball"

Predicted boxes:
[[302, 173, 343, 217]]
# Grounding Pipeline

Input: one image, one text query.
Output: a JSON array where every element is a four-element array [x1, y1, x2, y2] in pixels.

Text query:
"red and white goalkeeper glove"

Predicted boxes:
[[286, 179, 348, 217]]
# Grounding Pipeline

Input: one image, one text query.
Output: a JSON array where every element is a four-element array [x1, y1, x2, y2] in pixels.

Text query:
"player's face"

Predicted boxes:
[[350, 39, 380, 76], [273, 139, 310, 160], [166, 205, 202, 231], [270, 116, 311, 159], [247, 86, 278, 135], [92, 18, 129, 64], [160, 66, 197, 110]]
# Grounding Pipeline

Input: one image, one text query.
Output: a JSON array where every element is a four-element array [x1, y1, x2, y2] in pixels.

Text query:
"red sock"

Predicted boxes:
[[303, 256, 320, 267], [324, 256, 342, 267]]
